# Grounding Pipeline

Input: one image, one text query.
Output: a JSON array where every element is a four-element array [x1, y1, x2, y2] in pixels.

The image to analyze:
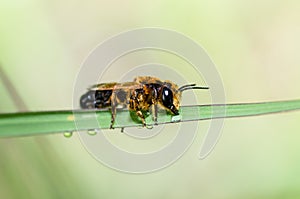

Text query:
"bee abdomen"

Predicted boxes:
[[80, 90, 113, 109], [95, 90, 112, 108], [80, 90, 96, 109], [115, 90, 127, 103]]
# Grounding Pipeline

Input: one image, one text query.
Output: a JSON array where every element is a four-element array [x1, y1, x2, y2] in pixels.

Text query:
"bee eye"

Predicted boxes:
[[162, 87, 173, 108]]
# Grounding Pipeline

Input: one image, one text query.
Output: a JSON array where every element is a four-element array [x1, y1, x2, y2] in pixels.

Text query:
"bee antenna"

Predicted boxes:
[[179, 86, 209, 92], [178, 83, 197, 91]]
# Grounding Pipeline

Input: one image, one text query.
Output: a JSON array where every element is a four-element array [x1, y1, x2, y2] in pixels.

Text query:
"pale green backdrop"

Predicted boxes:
[[0, 0, 300, 198]]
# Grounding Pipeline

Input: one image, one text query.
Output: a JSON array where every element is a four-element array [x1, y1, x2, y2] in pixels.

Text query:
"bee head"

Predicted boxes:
[[161, 86, 179, 115], [159, 81, 182, 115], [160, 82, 209, 115]]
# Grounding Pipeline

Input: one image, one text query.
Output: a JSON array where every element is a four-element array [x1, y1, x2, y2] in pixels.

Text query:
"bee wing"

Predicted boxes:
[[88, 81, 142, 91], [117, 82, 143, 90], [88, 82, 118, 91]]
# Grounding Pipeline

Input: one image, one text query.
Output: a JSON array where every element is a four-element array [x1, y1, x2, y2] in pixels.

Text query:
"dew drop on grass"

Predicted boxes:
[[87, 129, 97, 136], [63, 132, 73, 138]]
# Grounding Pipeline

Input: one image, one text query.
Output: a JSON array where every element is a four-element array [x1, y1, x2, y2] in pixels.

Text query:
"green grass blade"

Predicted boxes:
[[0, 99, 299, 138]]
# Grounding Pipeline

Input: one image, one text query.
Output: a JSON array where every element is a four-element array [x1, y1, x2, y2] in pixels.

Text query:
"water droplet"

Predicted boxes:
[[146, 125, 153, 130], [63, 132, 73, 138], [87, 129, 97, 136]]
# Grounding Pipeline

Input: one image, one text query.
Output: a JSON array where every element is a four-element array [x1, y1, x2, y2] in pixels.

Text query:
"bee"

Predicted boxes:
[[80, 76, 209, 129]]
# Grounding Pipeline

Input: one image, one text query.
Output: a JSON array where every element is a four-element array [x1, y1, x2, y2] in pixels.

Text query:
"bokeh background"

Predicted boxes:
[[1, 0, 300, 198]]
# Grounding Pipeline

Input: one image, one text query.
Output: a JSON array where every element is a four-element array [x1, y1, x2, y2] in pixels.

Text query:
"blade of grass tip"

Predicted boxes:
[[212, 99, 300, 119], [0, 99, 300, 138]]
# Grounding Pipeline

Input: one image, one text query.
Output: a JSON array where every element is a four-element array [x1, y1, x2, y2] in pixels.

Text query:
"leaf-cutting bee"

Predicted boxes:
[[80, 76, 209, 129]]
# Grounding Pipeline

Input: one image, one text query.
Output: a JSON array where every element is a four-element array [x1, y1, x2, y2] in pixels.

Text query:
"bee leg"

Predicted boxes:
[[129, 94, 147, 127], [110, 92, 117, 129], [110, 107, 116, 129], [136, 110, 146, 127], [152, 104, 158, 125], [121, 127, 125, 133]]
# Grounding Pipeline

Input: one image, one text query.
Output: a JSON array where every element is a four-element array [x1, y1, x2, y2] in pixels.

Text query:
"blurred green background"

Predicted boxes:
[[1, 0, 300, 198]]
